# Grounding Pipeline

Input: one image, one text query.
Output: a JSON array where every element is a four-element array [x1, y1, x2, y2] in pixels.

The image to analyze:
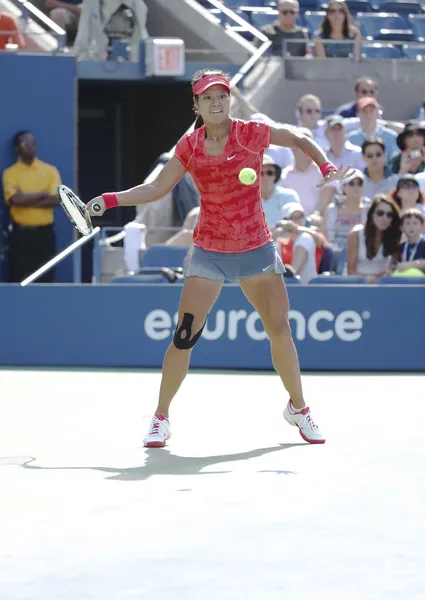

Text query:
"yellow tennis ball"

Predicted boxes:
[[239, 168, 257, 185]]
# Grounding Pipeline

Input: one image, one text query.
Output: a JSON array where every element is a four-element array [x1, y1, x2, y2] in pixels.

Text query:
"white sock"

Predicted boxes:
[[290, 400, 307, 413]]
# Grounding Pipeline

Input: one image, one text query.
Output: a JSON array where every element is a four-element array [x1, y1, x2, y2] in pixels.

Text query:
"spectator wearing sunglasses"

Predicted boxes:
[[390, 174, 425, 218], [347, 97, 398, 162], [336, 77, 378, 119], [261, 155, 300, 229], [324, 170, 370, 251], [362, 138, 399, 199], [314, 1, 361, 60], [256, 0, 308, 57], [347, 195, 401, 283], [389, 121, 425, 176]]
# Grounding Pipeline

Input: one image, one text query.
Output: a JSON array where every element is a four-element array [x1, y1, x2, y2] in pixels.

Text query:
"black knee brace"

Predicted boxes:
[[173, 312, 207, 350]]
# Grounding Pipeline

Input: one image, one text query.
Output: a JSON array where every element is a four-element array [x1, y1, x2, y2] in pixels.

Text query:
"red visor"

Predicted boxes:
[[193, 75, 231, 96]]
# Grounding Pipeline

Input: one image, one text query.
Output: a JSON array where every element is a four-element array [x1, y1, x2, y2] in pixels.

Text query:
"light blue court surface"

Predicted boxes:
[[0, 369, 424, 600]]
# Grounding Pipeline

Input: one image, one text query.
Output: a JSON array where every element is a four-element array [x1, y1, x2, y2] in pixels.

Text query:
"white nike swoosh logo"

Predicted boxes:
[[227, 154, 237, 160], [262, 264, 274, 272]]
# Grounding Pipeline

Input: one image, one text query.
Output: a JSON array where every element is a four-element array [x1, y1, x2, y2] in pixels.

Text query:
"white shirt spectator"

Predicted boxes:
[[310, 117, 360, 149], [279, 162, 323, 215], [262, 186, 300, 229], [264, 144, 294, 170], [326, 140, 365, 171], [353, 224, 392, 276], [293, 232, 317, 283]]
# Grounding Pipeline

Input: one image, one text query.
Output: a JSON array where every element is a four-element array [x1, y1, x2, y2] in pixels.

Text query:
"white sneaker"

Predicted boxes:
[[283, 400, 326, 444], [143, 414, 171, 448]]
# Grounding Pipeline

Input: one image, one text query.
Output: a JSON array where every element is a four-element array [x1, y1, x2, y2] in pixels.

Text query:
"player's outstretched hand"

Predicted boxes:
[[316, 164, 356, 188], [86, 196, 106, 217]]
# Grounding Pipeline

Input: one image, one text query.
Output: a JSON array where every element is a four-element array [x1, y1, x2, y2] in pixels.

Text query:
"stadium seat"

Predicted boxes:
[[372, 1, 423, 18], [408, 14, 425, 40], [303, 11, 325, 35], [357, 13, 410, 38], [401, 43, 425, 58], [250, 11, 278, 29], [374, 29, 415, 42], [375, 275, 425, 284], [344, 0, 372, 13], [308, 275, 369, 284], [361, 42, 402, 58], [142, 245, 190, 268]]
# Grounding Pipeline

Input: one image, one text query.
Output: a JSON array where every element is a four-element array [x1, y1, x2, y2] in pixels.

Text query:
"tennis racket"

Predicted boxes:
[[57, 185, 101, 236]]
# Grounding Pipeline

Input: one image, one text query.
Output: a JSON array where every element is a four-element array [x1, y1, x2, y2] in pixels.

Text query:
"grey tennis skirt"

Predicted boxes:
[[184, 241, 286, 282]]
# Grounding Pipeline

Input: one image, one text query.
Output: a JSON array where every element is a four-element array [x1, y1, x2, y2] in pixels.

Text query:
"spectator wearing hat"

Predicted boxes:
[[324, 169, 370, 251], [256, 0, 308, 57], [389, 121, 425, 176], [276, 202, 319, 283], [336, 77, 378, 119], [261, 155, 300, 230], [347, 97, 398, 161], [390, 174, 425, 218], [361, 137, 399, 199], [324, 115, 365, 171]]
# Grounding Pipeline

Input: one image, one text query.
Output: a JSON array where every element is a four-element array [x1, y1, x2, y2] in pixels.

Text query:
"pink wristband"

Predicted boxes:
[[319, 161, 336, 177], [102, 192, 119, 209]]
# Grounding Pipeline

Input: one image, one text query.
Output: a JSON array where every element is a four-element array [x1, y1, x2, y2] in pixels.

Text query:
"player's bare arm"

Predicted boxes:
[[87, 156, 186, 216], [269, 126, 355, 186]]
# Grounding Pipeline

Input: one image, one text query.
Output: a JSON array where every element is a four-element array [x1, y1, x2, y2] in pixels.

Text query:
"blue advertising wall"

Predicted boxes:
[[1, 284, 424, 371], [0, 54, 76, 282]]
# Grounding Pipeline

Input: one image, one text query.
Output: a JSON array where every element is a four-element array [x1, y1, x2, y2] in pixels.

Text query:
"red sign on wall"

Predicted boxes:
[[146, 39, 185, 76]]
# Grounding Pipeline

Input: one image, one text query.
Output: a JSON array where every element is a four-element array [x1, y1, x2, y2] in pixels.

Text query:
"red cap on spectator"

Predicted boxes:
[[357, 97, 380, 111]]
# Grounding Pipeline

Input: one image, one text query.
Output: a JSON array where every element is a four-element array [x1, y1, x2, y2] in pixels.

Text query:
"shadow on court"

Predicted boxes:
[[4, 444, 308, 482]]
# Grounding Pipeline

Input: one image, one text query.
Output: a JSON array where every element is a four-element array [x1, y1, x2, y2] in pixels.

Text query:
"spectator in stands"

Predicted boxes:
[[257, 0, 308, 57], [279, 127, 328, 217], [362, 138, 399, 199], [314, 1, 361, 60], [347, 97, 398, 161], [261, 155, 300, 230], [295, 94, 328, 148], [164, 207, 200, 246], [324, 169, 370, 250], [46, 0, 82, 46], [395, 208, 425, 273], [275, 202, 318, 283], [336, 77, 378, 119], [323, 114, 364, 171], [2, 131, 61, 283], [347, 194, 401, 283], [390, 174, 425, 217], [0, 12, 25, 50], [390, 121, 425, 175]]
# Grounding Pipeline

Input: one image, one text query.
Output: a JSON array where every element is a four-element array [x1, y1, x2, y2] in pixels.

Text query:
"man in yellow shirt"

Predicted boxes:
[[2, 131, 62, 282]]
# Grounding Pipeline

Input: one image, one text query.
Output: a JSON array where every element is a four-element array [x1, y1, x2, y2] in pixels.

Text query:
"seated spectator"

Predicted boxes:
[[323, 114, 365, 171], [394, 208, 425, 273], [74, 0, 148, 61], [347, 97, 398, 161], [2, 131, 61, 283], [325, 169, 370, 250], [313, 1, 361, 60], [45, 0, 82, 46], [275, 202, 318, 283], [257, 0, 308, 57], [0, 12, 25, 50], [362, 137, 399, 199], [164, 207, 199, 246], [347, 194, 401, 283], [336, 77, 378, 119], [261, 155, 299, 230], [390, 174, 425, 217], [390, 121, 425, 175]]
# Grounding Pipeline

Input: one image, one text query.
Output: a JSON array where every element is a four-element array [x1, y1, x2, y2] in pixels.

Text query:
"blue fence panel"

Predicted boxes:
[[1, 284, 424, 371], [0, 54, 76, 282]]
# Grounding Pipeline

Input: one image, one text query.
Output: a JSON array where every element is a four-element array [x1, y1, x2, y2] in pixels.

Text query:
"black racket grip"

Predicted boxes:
[[92, 203, 101, 213]]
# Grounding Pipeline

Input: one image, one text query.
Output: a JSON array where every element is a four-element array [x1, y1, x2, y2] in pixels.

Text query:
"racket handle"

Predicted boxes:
[[92, 203, 101, 213]]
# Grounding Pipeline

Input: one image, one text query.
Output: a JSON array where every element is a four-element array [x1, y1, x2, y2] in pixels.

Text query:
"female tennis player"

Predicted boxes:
[[87, 69, 354, 447]]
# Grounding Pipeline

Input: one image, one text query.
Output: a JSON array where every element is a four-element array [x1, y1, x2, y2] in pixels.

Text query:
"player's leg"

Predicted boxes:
[[239, 272, 325, 443], [144, 276, 222, 447]]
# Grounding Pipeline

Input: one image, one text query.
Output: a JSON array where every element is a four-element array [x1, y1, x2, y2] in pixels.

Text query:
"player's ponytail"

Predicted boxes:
[[194, 114, 204, 129]]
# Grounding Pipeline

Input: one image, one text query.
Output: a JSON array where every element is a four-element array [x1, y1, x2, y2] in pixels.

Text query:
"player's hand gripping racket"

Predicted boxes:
[[57, 185, 102, 236]]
